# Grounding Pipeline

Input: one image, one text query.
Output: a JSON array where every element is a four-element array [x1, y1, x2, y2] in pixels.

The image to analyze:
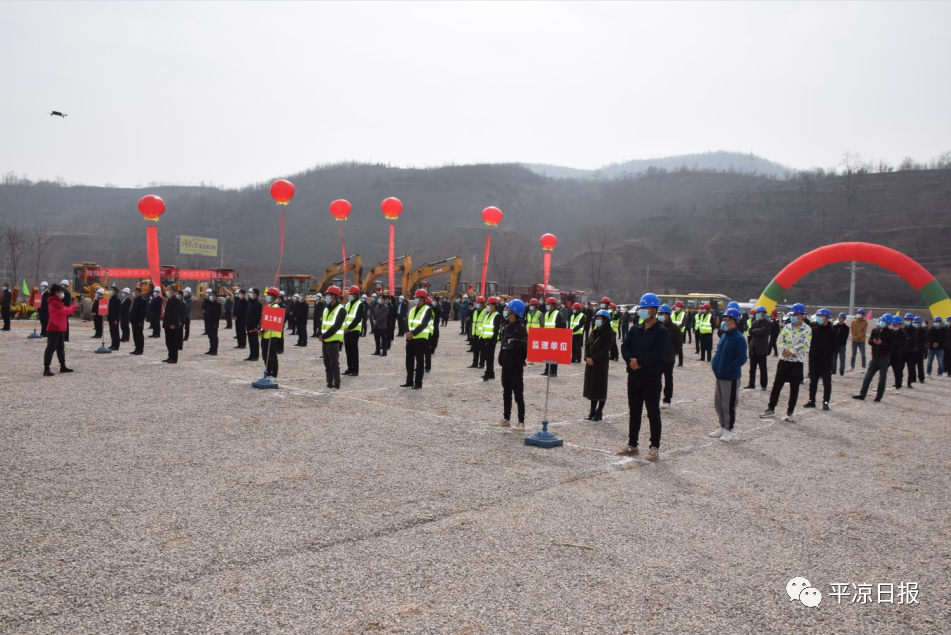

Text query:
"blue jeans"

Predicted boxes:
[[850, 342, 866, 369], [859, 356, 890, 400], [927, 348, 945, 375], [836, 345, 846, 374]]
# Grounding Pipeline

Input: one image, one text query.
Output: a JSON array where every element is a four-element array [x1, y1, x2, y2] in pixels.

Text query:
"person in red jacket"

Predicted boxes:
[[43, 283, 76, 376]]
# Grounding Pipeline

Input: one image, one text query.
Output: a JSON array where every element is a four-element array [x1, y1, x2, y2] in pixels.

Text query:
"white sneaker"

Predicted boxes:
[[708, 428, 724, 438], [720, 429, 733, 442], [783, 413, 796, 422]]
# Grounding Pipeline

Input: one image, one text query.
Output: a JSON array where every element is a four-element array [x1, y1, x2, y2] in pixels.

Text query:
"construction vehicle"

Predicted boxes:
[[277, 274, 317, 300], [361, 255, 412, 296], [656, 293, 732, 314], [405, 257, 463, 299], [314, 254, 362, 294]]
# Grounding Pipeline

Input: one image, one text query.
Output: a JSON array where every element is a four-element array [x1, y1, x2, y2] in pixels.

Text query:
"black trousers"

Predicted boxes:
[[43, 331, 66, 368], [482, 339, 497, 378], [695, 330, 701, 353], [1, 305, 10, 329], [109, 321, 120, 349], [767, 361, 803, 415], [247, 331, 259, 360], [426, 332, 439, 371], [627, 373, 662, 448], [543, 362, 559, 376], [178, 325, 184, 350], [572, 334, 583, 363], [262, 337, 279, 378], [120, 316, 130, 341], [297, 327, 307, 346], [164, 327, 178, 362], [699, 333, 713, 361], [225, 312, 232, 329], [890, 355, 904, 388], [916, 350, 926, 382], [472, 340, 484, 367], [610, 336, 619, 361], [662, 361, 674, 404], [406, 338, 426, 387], [676, 347, 683, 367], [323, 341, 341, 388], [685, 327, 692, 343], [769, 337, 778, 356], [374, 329, 388, 355], [149, 317, 160, 337], [502, 365, 525, 422], [235, 322, 246, 348], [207, 327, 218, 353], [903, 351, 917, 386], [183, 318, 191, 341], [808, 367, 832, 403], [132, 322, 144, 352], [344, 331, 360, 374], [859, 355, 890, 400], [748, 353, 768, 388], [93, 315, 103, 338]]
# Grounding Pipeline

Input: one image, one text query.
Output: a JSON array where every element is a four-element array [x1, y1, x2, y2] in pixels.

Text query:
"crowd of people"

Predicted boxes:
[[4, 278, 951, 462]]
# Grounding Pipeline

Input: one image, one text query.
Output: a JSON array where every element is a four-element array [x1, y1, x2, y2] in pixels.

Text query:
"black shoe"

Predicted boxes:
[[400, 382, 414, 388], [804, 401, 816, 408], [594, 412, 603, 422], [540, 372, 549, 376], [372, 351, 381, 355], [130, 351, 142, 355], [467, 364, 479, 369], [742, 385, 755, 390], [822, 402, 830, 411], [245, 357, 258, 362], [381, 353, 387, 357], [873, 397, 882, 402], [412, 385, 422, 390], [852, 395, 865, 400], [43, 367, 54, 376], [234, 345, 245, 349], [60, 366, 74, 373], [482, 376, 494, 381], [343, 370, 353, 376]]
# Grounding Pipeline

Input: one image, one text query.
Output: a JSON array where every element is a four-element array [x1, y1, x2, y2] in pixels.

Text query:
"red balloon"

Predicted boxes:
[[329, 199, 352, 221], [381, 197, 403, 220], [481, 206, 503, 227], [540, 233, 558, 251], [270, 179, 296, 205], [137, 195, 165, 222]]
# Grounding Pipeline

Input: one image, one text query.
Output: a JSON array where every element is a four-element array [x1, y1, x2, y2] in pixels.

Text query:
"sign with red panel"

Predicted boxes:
[[97, 298, 109, 316], [527, 327, 572, 365], [261, 306, 286, 332]]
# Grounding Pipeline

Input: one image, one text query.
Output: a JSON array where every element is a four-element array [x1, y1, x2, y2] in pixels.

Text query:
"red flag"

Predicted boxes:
[[480, 232, 491, 297], [146, 226, 161, 291], [340, 225, 348, 291], [388, 222, 395, 294], [273, 208, 285, 288], [543, 252, 552, 299]]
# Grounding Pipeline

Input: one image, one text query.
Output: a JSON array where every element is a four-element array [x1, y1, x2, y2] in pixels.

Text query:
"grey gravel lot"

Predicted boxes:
[[1, 319, 949, 633]]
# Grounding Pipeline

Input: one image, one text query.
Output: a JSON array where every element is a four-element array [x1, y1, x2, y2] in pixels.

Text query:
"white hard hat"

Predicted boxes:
[[371, 293, 378, 297], [95, 288, 104, 294], [293, 293, 300, 299], [40, 281, 48, 287], [463, 294, 469, 299], [316, 292, 323, 298], [184, 287, 192, 293], [361, 294, 367, 299], [60, 279, 69, 285], [399, 295, 405, 300], [204, 288, 211, 293], [122, 287, 131, 293], [279, 290, 285, 296]]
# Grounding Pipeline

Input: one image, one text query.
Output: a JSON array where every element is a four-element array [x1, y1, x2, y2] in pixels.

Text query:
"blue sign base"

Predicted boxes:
[[524, 420, 563, 449], [252, 375, 278, 389], [94, 345, 112, 354], [27, 333, 42, 339]]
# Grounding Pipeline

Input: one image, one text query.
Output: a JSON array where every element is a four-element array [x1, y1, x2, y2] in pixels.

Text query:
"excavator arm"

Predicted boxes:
[[314, 254, 363, 292], [360, 255, 412, 295], [406, 257, 463, 298]]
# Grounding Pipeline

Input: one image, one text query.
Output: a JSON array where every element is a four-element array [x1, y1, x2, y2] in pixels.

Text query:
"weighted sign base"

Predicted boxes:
[[94, 339, 112, 353], [28, 333, 42, 339], [525, 420, 563, 449], [252, 374, 278, 389]]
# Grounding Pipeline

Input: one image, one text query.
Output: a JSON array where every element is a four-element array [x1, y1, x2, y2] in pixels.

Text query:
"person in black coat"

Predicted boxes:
[[498, 302, 528, 427], [162, 289, 183, 363], [182, 289, 194, 342], [294, 296, 309, 347], [232, 289, 248, 349], [38, 283, 51, 336], [177, 290, 187, 351], [60, 280, 72, 342], [0, 282, 11, 330], [902, 318, 918, 388], [129, 287, 147, 354], [806, 310, 836, 409], [768, 312, 781, 356], [148, 289, 163, 337], [583, 311, 612, 421], [426, 300, 441, 372], [746, 309, 772, 390], [915, 318, 928, 383], [204, 289, 222, 355], [245, 288, 263, 361], [119, 288, 132, 342], [224, 295, 233, 329], [107, 285, 122, 350], [659, 306, 683, 408], [832, 313, 850, 376], [618, 302, 670, 461], [889, 320, 908, 390]]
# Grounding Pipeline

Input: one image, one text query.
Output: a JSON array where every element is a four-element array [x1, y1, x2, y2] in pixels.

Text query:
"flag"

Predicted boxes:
[[22, 279, 29, 296]]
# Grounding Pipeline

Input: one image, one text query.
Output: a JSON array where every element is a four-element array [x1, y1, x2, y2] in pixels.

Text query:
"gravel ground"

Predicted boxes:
[[1, 319, 949, 633]]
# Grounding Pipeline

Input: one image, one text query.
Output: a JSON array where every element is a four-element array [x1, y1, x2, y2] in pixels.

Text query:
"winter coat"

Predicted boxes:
[[808, 322, 836, 373], [850, 316, 868, 342], [661, 317, 682, 364], [245, 298, 263, 332], [205, 300, 221, 329], [621, 321, 669, 378], [233, 298, 249, 326], [711, 327, 748, 381], [832, 322, 850, 347], [46, 295, 76, 332], [373, 302, 389, 328], [747, 315, 771, 355], [131, 295, 148, 323], [498, 319, 527, 368], [583, 324, 612, 400]]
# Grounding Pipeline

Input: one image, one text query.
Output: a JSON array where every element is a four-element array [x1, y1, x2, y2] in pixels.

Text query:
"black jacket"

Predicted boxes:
[[869, 327, 892, 357], [108, 294, 121, 322], [205, 300, 221, 329], [293, 299, 309, 326], [246, 298, 263, 332], [747, 316, 771, 355], [499, 319, 528, 368], [621, 321, 670, 377], [928, 326, 945, 348], [832, 322, 850, 347], [149, 295, 163, 320], [39, 290, 50, 324], [902, 326, 917, 353], [183, 296, 193, 321], [163, 296, 183, 328], [131, 295, 148, 323], [661, 317, 682, 363], [1, 288, 11, 309], [233, 297, 249, 326], [809, 323, 836, 372], [120, 296, 131, 320], [583, 324, 612, 401]]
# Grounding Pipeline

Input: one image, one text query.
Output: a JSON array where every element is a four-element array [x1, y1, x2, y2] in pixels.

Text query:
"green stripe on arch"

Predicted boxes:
[[763, 279, 786, 303], [919, 280, 950, 307]]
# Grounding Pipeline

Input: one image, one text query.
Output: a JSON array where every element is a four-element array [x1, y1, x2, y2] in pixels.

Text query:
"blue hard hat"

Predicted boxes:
[[505, 298, 526, 318], [913, 316, 923, 323], [890, 314, 904, 325], [857, 308, 866, 313], [817, 308, 832, 317], [658, 304, 671, 314], [790, 303, 806, 314], [723, 308, 742, 321], [880, 313, 893, 322], [903, 313, 914, 320], [838, 312, 847, 318], [935, 317, 943, 323], [755, 306, 767, 314], [596, 310, 611, 320], [638, 292, 660, 307], [727, 301, 740, 310]]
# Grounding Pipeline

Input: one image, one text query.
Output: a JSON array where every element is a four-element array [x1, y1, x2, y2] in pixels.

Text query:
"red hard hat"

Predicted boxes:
[[266, 287, 280, 296], [546, 297, 557, 305], [673, 301, 684, 307], [600, 296, 611, 304], [529, 298, 539, 306], [348, 285, 361, 295], [414, 288, 428, 299], [475, 296, 486, 304], [572, 302, 582, 310], [487, 296, 500, 305], [326, 285, 342, 297], [610, 303, 617, 309]]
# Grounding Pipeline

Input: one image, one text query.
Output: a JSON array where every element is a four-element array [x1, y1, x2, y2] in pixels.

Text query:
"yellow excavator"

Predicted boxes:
[[315, 254, 362, 294], [361, 255, 412, 296], [406, 256, 463, 299]]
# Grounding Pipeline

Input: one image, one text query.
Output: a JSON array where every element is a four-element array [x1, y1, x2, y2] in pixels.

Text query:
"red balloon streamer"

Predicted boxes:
[[340, 225, 348, 291], [146, 226, 161, 291], [273, 209, 285, 288], [388, 223, 395, 294], [543, 252, 552, 300], [480, 232, 491, 297]]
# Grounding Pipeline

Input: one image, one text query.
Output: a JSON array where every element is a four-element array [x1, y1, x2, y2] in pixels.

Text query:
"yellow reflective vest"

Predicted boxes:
[[671, 309, 686, 332], [570, 311, 585, 334], [526, 308, 542, 331], [697, 312, 713, 334], [408, 304, 432, 340], [345, 299, 363, 333], [322, 303, 345, 342], [480, 310, 500, 340]]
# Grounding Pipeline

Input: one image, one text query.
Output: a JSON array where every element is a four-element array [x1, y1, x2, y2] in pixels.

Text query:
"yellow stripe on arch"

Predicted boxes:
[[929, 298, 951, 320]]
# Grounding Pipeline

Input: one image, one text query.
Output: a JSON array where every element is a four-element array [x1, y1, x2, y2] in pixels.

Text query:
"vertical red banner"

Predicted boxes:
[[146, 225, 161, 291], [340, 225, 348, 291], [273, 209, 285, 288], [543, 252, 552, 300], [388, 222, 395, 294], [480, 232, 491, 297]]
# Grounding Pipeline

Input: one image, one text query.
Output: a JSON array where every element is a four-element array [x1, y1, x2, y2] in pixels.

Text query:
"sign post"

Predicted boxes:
[[95, 297, 112, 354], [252, 305, 285, 389], [524, 327, 571, 449], [27, 293, 43, 339]]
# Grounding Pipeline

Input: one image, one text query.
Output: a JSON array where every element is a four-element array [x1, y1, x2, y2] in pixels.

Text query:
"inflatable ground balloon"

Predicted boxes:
[[137, 195, 165, 222], [270, 179, 295, 205]]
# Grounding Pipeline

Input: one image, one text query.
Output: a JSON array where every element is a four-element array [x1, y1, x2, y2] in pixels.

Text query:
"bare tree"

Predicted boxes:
[[489, 230, 530, 289], [28, 223, 54, 288], [839, 152, 866, 209], [581, 226, 610, 295], [3, 220, 27, 296]]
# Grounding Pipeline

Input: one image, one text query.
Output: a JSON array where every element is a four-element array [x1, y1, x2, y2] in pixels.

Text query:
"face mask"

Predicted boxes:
[[720, 321, 729, 332], [877, 320, 886, 328], [503, 310, 510, 319], [57, 292, 65, 299], [789, 315, 799, 324], [265, 295, 274, 303], [349, 295, 355, 302], [600, 303, 607, 309], [573, 309, 579, 314], [904, 320, 911, 326], [674, 308, 681, 313], [912, 323, 919, 329], [637, 309, 649, 320], [816, 316, 825, 325], [475, 304, 482, 310], [658, 315, 668, 322], [411, 298, 419, 306], [889, 325, 899, 331], [595, 319, 603, 328], [935, 324, 942, 329], [756, 313, 765, 320]]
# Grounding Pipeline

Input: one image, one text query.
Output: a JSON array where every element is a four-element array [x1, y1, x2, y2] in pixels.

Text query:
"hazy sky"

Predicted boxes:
[[2, 1, 949, 187]]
